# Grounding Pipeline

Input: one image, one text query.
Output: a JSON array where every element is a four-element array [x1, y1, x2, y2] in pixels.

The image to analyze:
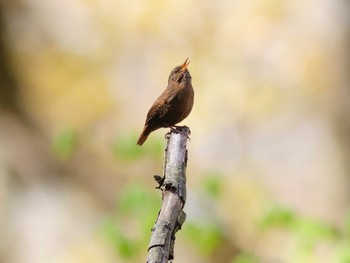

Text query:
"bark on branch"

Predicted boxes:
[[147, 126, 190, 263]]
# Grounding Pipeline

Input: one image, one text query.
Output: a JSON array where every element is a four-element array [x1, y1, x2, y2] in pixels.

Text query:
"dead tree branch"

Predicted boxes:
[[147, 126, 190, 263]]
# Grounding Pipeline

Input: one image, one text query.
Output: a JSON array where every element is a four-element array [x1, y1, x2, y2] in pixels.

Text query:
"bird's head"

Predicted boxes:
[[168, 58, 192, 84]]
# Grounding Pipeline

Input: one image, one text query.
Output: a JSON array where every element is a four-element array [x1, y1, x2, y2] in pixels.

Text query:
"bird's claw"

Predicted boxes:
[[164, 131, 171, 140], [170, 126, 191, 141]]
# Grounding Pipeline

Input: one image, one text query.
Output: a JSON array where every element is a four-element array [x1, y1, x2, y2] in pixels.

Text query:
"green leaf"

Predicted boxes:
[[201, 172, 223, 198], [100, 184, 162, 260], [112, 132, 163, 161], [231, 252, 258, 263], [335, 240, 350, 263], [117, 185, 160, 216], [52, 129, 76, 159], [100, 218, 137, 258], [259, 205, 297, 229], [343, 211, 350, 238], [112, 133, 142, 161], [296, 218, 337, 251], [184, 222, 222, 254], [116, 236, 136, 258]]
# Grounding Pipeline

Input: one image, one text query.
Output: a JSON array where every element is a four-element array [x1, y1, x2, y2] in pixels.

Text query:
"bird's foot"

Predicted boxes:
[[170, 126, 191, 140], [164, 131, 171, 140]]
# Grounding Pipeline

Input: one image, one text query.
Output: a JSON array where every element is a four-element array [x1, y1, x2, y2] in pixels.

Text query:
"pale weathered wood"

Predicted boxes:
[[147, 126, 190, 263]]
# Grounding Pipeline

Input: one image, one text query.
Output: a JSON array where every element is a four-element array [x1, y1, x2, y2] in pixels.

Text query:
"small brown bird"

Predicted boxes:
[[137, 58, 194, 146]]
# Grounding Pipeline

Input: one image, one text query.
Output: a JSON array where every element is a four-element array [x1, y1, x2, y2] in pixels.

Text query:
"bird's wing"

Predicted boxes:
[[146, 89, 177, 123]]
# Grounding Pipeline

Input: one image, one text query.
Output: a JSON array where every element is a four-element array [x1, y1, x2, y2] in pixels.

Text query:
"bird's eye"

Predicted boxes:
[[177, 75, 184, 83]]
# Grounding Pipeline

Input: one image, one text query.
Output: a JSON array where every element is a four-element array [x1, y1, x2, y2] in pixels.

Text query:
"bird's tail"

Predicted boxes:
[[137, 125, 151, 146]]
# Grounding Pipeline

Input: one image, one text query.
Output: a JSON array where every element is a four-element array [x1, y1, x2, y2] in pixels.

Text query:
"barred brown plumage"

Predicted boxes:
[[137, 58, 194, 146]]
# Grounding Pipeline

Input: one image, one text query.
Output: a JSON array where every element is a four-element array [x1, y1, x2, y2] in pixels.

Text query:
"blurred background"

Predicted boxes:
[[0, 0, 350, 262]]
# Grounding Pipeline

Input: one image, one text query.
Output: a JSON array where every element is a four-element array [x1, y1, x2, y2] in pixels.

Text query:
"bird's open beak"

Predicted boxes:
[[180, 58, 190, 71]]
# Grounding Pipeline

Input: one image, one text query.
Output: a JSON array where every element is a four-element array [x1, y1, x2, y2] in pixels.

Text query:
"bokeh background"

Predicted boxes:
[[1, 0, 350, 262]]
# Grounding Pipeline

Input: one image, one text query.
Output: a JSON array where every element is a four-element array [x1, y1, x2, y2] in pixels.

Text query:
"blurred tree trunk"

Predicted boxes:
[[331, 1, 350, 208], [0, 1, 22, 115]]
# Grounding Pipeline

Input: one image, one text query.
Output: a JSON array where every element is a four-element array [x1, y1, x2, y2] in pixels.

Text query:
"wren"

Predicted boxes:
[[137, 58, 194, 146]]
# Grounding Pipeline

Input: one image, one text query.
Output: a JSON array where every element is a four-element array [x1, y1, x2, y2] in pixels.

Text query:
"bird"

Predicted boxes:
[[137, 58, 194, 146]]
